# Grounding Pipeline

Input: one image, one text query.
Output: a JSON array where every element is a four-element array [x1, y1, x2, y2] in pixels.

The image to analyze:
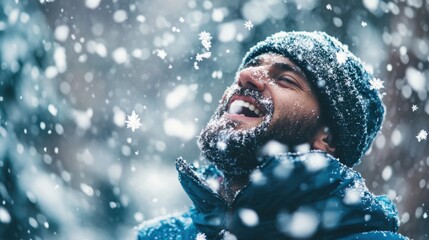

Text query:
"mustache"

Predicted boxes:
[[225, 85, 265, 100]]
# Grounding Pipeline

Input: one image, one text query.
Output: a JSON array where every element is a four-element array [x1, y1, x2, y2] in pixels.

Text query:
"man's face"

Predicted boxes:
[[198, 53, 323, 175]]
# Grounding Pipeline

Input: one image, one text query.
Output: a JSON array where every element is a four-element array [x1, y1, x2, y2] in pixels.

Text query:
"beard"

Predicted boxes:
[[198, 85, 272, 177], [198, 85, 321, 177]]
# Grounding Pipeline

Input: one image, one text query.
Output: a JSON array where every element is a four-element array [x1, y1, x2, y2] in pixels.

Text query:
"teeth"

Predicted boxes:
[[229, 101, 243, 114], [228, 99, 262, 117]]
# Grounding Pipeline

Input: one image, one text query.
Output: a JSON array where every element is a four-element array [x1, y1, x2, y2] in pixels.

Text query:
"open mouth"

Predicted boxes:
[[226, 95, 266, 118]]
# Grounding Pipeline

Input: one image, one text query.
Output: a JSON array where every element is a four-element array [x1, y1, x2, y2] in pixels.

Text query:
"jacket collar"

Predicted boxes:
[[176, 151, 400, 239]]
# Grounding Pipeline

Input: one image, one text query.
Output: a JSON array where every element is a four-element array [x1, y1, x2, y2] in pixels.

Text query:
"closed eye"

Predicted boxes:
[[278, 76, 298, 86]]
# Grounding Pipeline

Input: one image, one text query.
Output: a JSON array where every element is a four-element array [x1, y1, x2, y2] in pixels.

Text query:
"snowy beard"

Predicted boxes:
[[198, 85, 274, 177]]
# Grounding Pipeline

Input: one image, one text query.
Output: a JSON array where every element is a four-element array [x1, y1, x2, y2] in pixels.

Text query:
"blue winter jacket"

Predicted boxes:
[[138, 151, 407, 240]]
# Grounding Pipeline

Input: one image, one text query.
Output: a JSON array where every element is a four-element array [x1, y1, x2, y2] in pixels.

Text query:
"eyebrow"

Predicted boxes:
[[272, 62, 306, 78], [243, 58, 261, 67], [244, 57, 309, 84]]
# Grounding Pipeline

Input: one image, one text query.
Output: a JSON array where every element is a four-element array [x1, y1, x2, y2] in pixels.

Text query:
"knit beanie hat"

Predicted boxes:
[[239, 31, 385, 167]]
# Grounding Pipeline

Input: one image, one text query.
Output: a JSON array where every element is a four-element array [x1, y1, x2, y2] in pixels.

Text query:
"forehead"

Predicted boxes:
[[252, 53, 300, 68], [250, 53, 311, 86]]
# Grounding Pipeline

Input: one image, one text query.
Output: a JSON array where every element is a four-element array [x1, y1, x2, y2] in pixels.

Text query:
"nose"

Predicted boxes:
[[237, 67, 266, 92]]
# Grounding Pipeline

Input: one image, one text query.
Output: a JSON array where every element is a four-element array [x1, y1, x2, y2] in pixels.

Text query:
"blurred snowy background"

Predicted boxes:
[[0, 0, 428, 239]]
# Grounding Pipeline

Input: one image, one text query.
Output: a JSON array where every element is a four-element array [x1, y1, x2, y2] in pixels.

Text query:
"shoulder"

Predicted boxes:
[[337, 230, 409, 240], [137, 212, 197, 240], [266, 151, 404, 238], [271, 150, 361, 182], [267, 150, 351, 181]]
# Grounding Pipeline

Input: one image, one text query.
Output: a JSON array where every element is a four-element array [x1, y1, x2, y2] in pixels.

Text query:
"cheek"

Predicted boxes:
[[305, 96, 322, 118], [272, 96, 320, 121]]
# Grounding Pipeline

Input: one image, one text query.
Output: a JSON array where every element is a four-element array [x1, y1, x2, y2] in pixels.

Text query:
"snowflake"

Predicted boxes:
[[156, 49, 167, 59], [416, 129, 427, 142], [171, 26, 181, 32], [202, 41, 211, 51], [244, 20, 254, 30], [199, 31, 212, 51], [222, 231, 237, 239], [196, 55, 203, 62], [412, 105, 418, 112], [336, 51, 347, 64], [369, 78, 384, 91], [196, 52, 211, 61], [199, 31, 212, 42], [179, 17, 185, 22], [361, 21, 367, 27], [125, 111, 142, 132], [326, 4, 332, 10], [194, 62, 200, 70], [196, 232, 206, 240]]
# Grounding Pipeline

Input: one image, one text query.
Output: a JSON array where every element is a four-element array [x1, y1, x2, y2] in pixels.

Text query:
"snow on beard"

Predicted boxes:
[[198, 84, 274, 177], [198, 81, 324, 177]]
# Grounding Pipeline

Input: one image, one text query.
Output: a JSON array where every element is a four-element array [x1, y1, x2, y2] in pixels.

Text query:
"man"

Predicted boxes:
[[138, 31, 407, 239]]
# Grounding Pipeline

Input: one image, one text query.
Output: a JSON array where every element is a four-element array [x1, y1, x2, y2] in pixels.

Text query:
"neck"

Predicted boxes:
[[220, 173, 250, 205]]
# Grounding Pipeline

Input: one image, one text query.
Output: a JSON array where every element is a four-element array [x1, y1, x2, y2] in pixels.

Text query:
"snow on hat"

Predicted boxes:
[[239, 31, 385, 167]]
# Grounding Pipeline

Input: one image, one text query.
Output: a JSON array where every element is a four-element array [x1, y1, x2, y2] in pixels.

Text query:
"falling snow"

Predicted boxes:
[[156, 49, 167, 59], [48, 104, 58, 116], [0, 207, 11, 224], [54, 25, 69, 42], [244, 20, 254, 30], [369, 78, 384, 90], [112, 47, 128, 64], [171, 26, 181, 32], [196, 52, 211, 61], [85, 0, 101, 9], [80, 183, 94, 197], [238, 208, 259, 227], [113, 10, 128, 23], [278, 208, 319, 238], [196, 232, 206, 240], [416, 130, 427, 142], [343, 188, 362, 205], [199, 31, 212, 51], [125, 111, 142, 132], [1, 0, 427, 239]]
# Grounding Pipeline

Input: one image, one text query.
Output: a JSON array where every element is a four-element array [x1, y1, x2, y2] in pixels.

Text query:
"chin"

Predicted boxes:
[[198, 113, 273, 177], [197, 86, 276, 175]]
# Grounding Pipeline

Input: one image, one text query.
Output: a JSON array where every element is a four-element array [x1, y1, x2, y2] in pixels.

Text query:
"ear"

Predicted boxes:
[[311, 126, 336, 156]]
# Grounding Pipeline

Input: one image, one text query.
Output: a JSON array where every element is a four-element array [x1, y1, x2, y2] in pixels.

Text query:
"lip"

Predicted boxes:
[[222, 94, 267, 125], [223, 112, 263, 123]]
